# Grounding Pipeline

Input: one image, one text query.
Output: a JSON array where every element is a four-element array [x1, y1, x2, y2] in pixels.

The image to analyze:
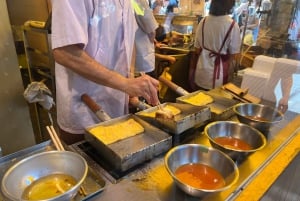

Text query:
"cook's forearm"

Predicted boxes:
[[280, 75, 293, 103], [53, 45, 128, 92]]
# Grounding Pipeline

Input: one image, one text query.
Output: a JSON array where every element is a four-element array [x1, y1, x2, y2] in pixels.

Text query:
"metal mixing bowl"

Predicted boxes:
[[233, 103, 284, 135], [205, 121, 267, 160], [1, 151, 88, 201], [164, 144, 239, 197]]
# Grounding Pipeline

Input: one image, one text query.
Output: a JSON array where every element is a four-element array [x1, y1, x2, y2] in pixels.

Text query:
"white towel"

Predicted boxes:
[[23, 81, 55, 110]]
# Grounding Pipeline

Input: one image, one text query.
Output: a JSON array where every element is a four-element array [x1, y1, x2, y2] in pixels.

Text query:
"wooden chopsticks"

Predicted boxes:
[[140, 72, 164, 111], [46, 126, 64, 151], [46, 125, 87, 197]]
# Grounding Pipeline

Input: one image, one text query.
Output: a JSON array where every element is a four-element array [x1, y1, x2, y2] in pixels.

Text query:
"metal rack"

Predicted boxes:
[[22, 18, 55, 143]]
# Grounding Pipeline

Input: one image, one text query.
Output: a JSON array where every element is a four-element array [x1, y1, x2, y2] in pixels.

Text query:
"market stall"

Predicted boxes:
[[1, 92, 299, 201]]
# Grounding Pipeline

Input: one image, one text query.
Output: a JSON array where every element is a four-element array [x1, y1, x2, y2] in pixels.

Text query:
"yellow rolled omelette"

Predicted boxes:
[[139, 105, 181, 118], [183, 92, 213, 106], [88, 119, 144, 145]]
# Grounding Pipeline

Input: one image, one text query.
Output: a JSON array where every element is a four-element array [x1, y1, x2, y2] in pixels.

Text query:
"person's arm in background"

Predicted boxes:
[[248, 16, 260, 30], [155, 53, 176, 64], [239, 15, 259, 32], [134, 0, 158, 42], [278, 75, 293, 113], [53, 44, 159, 106], [229, 20, 243, 78]]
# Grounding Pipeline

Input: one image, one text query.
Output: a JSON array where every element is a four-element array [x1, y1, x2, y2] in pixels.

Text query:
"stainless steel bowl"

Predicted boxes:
[[164, 144, 239, 197], [205, 121, 267, 160], [1, 151, 88, 201], [233, 103, 283, 135]]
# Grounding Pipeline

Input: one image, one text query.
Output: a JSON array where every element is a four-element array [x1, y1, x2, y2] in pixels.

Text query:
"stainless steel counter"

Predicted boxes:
[[1, 111, 299, 201], [83, 111, 299, 201]]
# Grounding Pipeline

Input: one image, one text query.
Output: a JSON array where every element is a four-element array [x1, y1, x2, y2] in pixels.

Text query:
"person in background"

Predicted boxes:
[[240, 4, 260, 45], [259, 0, 272, 27], [264, 60, 300, 113], [51, 0, 160, 145], [134, 0, 159, 77], [151, 0, 165, 14], [278, 75, 293, 113], [204, 0, 212, 16], [166, 0, 178, 13], [233, 0, 249, 25], [134, 1, 176, 76], [193, 0, 241, 90]]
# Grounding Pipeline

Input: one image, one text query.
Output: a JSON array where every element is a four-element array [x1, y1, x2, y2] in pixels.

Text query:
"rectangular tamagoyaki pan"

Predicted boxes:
[[158, 76, 238, 121], [84, 114, 172, 172], [176, 90, 239, 121], [135, 102, 211, 135]]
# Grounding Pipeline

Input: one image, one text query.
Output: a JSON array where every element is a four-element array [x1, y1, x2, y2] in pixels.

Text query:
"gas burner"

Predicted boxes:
[[70, 141, 148, 184]]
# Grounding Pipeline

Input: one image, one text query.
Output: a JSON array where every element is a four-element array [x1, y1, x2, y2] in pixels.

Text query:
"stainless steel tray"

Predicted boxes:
[[85, 114, 172, 172], [176, 90, 238, 121], [75, 167, 106, 201], [135, 102, 211, 134]]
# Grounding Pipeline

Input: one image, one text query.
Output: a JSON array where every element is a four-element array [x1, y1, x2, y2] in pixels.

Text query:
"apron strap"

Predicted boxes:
[[201, 18, 236, 88]]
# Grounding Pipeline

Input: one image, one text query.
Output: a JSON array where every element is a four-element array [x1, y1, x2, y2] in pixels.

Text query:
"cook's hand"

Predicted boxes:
[[125, 74, 159, 106], [278, 99, 288, 113], [154, 40, 168, 48], [129, 96, 140, 107], [155, 53, 176, 65]]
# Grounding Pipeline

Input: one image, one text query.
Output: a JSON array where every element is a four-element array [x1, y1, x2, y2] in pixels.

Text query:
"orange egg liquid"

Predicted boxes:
[[175, 163, 225, 190], [214, 136, 252, 150]]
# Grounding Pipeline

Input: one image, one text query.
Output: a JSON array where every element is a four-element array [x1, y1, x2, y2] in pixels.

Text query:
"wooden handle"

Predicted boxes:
[[158, 76, 189, 96], [159, 76, 180, 92], [223, 83, 248, 96], [81, 93, 101, 113], [136, 100, 152, 110]]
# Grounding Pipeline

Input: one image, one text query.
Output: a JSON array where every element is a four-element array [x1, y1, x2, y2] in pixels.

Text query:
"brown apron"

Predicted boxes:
[[201, 17, 235, 88]]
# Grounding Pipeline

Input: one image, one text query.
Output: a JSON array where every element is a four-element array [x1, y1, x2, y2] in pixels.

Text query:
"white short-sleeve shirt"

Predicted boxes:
[[194, 15, 241, 89], [51, 0, 137, 134]]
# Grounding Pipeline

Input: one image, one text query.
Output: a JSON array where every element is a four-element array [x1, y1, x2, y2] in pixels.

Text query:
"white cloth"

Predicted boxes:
[[23, 81, 55, 110], [51, 0, 137, 134], [194, 15, 241, 89]]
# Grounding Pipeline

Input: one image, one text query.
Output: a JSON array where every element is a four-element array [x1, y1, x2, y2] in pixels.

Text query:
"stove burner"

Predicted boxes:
[[74, 141, 148, 183], [71, 128, 201, 183]]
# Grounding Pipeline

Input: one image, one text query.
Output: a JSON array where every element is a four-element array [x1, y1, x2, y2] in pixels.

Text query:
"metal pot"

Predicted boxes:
[[1, 150, 88, 201]]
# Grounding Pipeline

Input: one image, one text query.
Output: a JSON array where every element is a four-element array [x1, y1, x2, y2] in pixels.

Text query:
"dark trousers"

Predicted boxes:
[[58, 128, 85, 145]]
